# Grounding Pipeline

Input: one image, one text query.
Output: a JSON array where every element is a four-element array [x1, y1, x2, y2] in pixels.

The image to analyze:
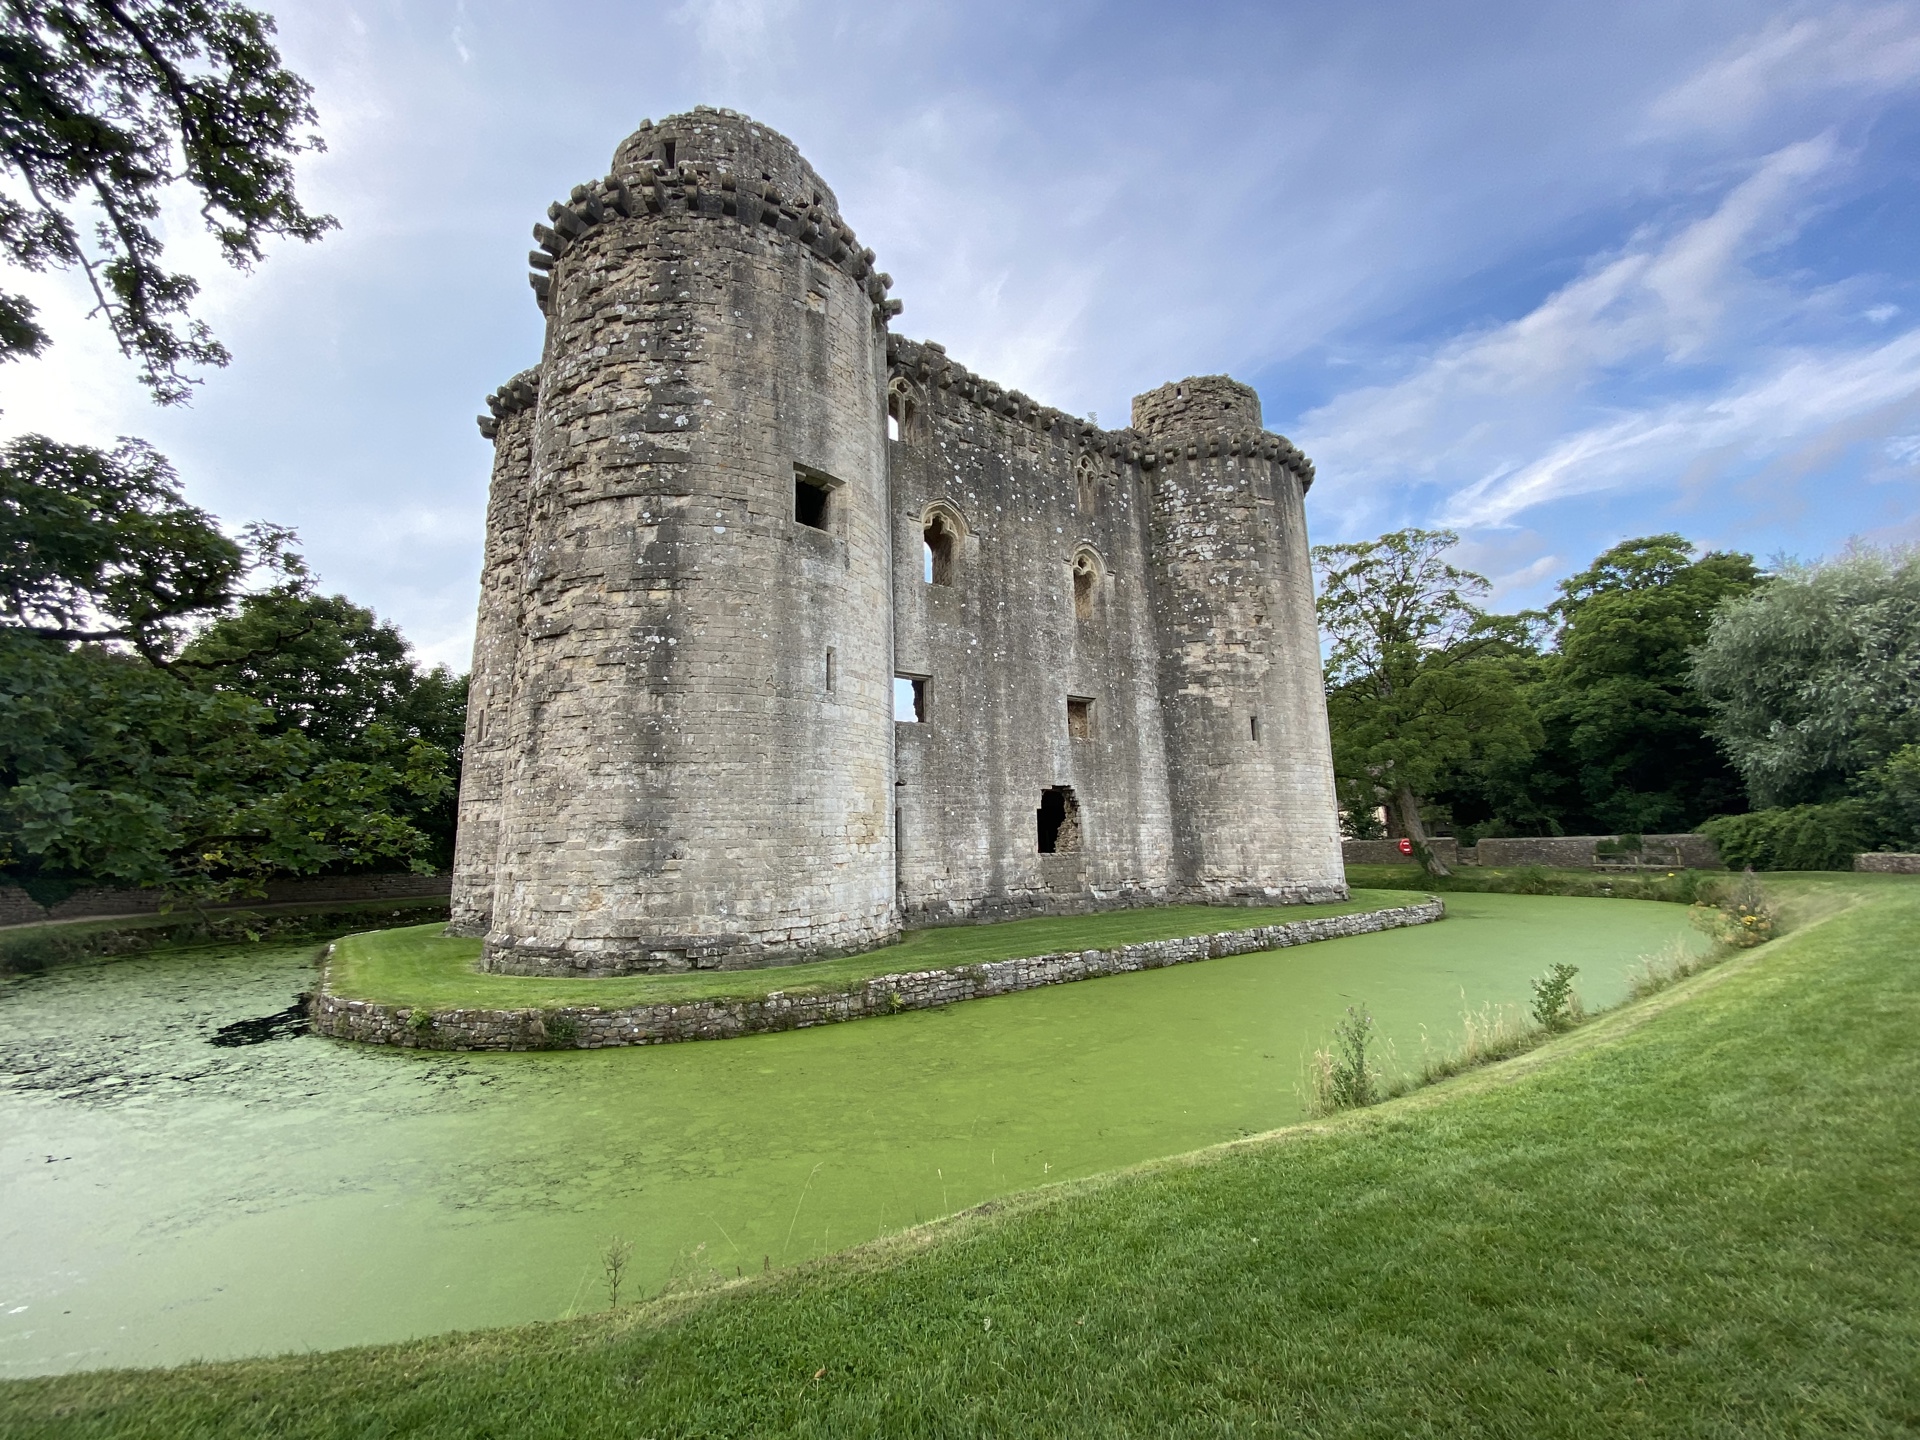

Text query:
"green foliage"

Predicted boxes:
[[0, 0, 334, 400], [1308, 1004, 1377, 1113], [1689, 869, 1776, 948], [0, 629, 452, 904], [1694, 546, 1920, 808], [1437, 535, 1759, 839], [0, 435, 244, 660], [1529, 962, 1582, 1030], [1699, 802, 1874, 872], [1314, 529, 1541, 871]]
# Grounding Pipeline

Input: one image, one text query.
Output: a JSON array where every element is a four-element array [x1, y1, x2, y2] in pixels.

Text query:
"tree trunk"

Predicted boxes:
[[1393, 783, 1452, 878]]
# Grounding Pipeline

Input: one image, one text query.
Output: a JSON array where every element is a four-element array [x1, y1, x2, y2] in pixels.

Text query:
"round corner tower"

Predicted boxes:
[[462, 108, 898, 974], [1135, 376, 1346, 904]]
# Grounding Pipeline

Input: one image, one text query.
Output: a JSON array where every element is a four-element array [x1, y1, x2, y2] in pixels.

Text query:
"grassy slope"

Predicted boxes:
[[329, 891, 1411, 1008], [7, 875, 1916, 1438]]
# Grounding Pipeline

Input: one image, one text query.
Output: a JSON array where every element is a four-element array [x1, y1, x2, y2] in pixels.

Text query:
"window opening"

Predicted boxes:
[[1072, 553, 1098, 619], [1077, 457, 1097, 516], [894, 675, 928, 722], [924, 513, 956, 585], [1249, 713, 1260, 742], [794, 468, 834, 530], [1067, 697, 1093, 740], [888, 413, 901, 442], [825, 647, 836, 692], [663, 139, 676, 168], [1036, 785, 1082, 854]]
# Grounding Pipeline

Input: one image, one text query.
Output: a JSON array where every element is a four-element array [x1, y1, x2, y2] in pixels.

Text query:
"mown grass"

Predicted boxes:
[[325, 891, 1413, 1009], [6, 873, 1915, 1437]]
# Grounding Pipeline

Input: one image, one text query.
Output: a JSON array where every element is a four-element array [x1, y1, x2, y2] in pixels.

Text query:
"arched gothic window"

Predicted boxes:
[[1072, 550, 1101, 620]]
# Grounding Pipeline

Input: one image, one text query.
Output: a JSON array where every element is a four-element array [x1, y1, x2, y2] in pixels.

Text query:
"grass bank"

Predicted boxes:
[[6, 873, 1915, 1436], [1345, 862, 1724, 902], [327, 891, 1411, 1010]]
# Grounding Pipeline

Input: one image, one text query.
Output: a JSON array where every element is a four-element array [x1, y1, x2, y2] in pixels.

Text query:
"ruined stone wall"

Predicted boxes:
[[886, 338, 1175, 925], [480, 109, 899, 976], [448, 371, 539, 936], [1136, 379, 1347, 904]]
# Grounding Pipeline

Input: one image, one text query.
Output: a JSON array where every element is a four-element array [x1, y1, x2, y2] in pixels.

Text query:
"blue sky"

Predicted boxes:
[[3, 0, 1918, 667]]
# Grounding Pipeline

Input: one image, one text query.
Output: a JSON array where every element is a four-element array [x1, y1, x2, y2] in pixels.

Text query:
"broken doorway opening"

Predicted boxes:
[[1037, 785, 1082, 854]]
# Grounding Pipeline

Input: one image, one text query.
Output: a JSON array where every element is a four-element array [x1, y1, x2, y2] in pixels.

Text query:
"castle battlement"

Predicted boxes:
[[450, 109, 1344, 976]]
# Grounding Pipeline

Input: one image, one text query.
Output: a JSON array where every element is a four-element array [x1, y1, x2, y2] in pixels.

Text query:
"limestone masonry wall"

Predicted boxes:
[[312, 898, 1441, 1050], [1855, 853, 1920, 874], [450, 106, 1346, 973]]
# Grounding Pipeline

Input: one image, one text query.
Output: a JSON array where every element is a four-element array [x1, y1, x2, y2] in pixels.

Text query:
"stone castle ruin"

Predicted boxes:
[[450, 107, 1345, 976]]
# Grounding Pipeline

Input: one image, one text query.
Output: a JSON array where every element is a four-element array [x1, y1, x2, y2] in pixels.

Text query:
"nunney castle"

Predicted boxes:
[[450, 107, 1345, 977]]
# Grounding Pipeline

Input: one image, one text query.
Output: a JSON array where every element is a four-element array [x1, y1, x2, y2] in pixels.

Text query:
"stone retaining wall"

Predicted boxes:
[[1341, 834, 1722, 870], [1855, 853, 1920, 874], [311, 898, 1444, 1051]]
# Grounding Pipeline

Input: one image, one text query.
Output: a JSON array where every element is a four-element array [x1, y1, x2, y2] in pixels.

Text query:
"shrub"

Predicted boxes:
[[1529, 963, 1583, 1031], [1690, 868, 1775, 948], [1307, 1005, 1377, 1114], [1700, 802, 1872, 871]]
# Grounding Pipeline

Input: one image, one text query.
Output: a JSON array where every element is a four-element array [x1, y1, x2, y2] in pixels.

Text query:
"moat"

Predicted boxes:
[[0, 894, 1698, 1376]]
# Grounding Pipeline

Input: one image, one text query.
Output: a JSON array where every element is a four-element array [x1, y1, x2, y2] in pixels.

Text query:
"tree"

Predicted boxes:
[[1315, 529, 1541, 876], [2, 0, 333, 401], [0, 432, 245, 661], [1541, 535, 1759, 832], [179, 559, 467, 865], [1693, 547, 1920, 808]]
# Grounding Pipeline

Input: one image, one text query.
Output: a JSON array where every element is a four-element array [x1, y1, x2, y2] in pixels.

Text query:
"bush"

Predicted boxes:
[[1700, 802, 1873, 871], [1690, 869, 1776, 949], [1529, 963, 1583, 1031]]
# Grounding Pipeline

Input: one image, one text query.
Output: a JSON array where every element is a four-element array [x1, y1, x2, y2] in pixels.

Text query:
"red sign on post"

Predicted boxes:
[[1397, 838, 1413, 856]]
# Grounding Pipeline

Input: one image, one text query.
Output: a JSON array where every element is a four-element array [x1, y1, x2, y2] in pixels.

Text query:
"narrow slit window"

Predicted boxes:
[[1077, 458, 1097, 516], [1067, 697, 1093, 739], [924, 514, 956, 585], [1072, 554, 1098, 619], [825, 647, 836, 692], [894, 675, 928, 723], [1036, 785, 1082, 854], [888, 413, 901, 442], [663, 139, 677, 168], [1249, 713, 1260, 742], [794, 468, 834, 530]]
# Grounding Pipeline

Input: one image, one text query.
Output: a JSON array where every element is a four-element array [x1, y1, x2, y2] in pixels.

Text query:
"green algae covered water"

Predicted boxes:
[[0, 893, 1698, 1376]]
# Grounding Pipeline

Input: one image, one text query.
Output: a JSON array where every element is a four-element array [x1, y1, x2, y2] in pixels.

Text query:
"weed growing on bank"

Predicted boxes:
[[1530, 963, 1584, 1031], [1691, 867, 1776, 948]]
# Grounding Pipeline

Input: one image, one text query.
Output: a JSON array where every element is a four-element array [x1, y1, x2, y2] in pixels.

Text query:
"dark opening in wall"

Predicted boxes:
[[1249, 713, 1260, 742], [663, 139, 677, 168], [924, 514, 956, 585], [825, 647, 836, 692], [794, 468, 834, 530], [894, 675, 928, 722], [1077, 457, 1097, 516], [1037, 785, 1082, 854], [1072, 554, 1098, 619], [1068, 697, 1093, 739]]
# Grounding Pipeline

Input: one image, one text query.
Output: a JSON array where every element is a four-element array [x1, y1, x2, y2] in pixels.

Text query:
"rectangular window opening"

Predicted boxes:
[[793, 463, 841, 531], [825, 647, 836, 693], [887, 413, 901, 442], [1249, 713, 1260, 742], [894, 675, 928, 723], [1067, 697, 1093, 740], [1037, 785, 1082, 854], [663, 139, 676, 168]]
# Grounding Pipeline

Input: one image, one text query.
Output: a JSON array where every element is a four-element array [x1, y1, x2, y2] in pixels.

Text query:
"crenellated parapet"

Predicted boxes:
[[519, 107, 898, 324], [885, 336, 1315, 489]]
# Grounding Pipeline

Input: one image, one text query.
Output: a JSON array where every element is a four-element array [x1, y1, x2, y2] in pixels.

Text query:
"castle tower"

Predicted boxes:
[[1136, 377, 1346, 903], [447, 368, 540, 937], [465, 108, 899, 974]]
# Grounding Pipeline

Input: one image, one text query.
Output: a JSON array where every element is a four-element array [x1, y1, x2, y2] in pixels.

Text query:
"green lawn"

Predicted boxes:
[[6, 872, 1915, 1437], [326, 891, 1417, 1009]]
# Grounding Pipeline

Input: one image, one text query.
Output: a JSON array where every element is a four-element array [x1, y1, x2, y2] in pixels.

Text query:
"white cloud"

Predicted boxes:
[[1297, 138, 1850, 532], [1647, 4, 1920, 135]]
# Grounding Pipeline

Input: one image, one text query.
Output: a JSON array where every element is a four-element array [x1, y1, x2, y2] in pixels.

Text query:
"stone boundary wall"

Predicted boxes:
[[1341, 838, 1462, 868], [311, 898, 1444, 1052], [1342, 835, 1722, 870], [0, 873, 452, 929], [1855, 853, 1920, 874]]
